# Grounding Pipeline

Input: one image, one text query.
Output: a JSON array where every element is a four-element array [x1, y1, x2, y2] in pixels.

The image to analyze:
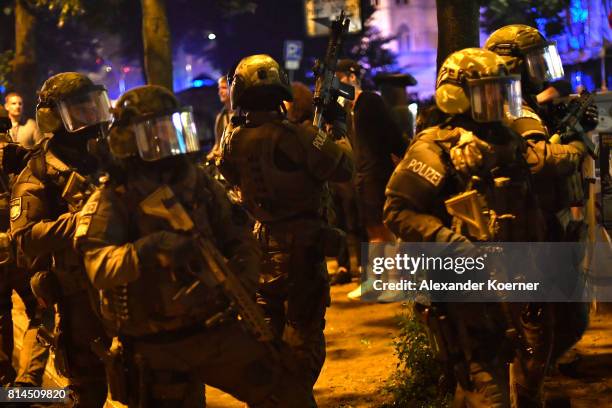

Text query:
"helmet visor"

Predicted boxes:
[[132, 109, 200, 161], [57, 87, 112, 133], [524, 42, 564, 83], [468, 76, 522, 123]]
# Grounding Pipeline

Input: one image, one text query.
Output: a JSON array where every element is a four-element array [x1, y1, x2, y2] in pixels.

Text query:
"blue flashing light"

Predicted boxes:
[[534, 18, 547, 36], [568, 36, 581, 50], [570, 70, 595, 92], [0, 85, 5, 94], [569, 0, 588, 23], [192, 78, 215, 88]]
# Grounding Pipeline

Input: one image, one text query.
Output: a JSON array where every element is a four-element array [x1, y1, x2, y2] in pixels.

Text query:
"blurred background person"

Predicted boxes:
[[284, 81, 314, 125], [374, 73, 418, 144], [206, 75, 232, 162], [3, 92, 42, 149], [285, 81, 362, 286], [335, 59, 407, 300]]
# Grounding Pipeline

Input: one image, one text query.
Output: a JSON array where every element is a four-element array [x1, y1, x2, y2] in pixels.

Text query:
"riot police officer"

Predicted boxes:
[[485, 24, 598, 228], [485, 24, 595, 407], [10, 72, 111, 406], [218, 54, 353, 388], [0, 106, 50, 387], [74, 84, 315, 408], [384, 48, 545, 407]]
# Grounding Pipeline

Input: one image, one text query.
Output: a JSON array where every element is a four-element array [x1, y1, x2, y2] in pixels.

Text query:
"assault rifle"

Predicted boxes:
[[550, 91, 597, 158], [444, 176, 518, 242], [139, 185, 275, 344], [312, 11, 354, 130]]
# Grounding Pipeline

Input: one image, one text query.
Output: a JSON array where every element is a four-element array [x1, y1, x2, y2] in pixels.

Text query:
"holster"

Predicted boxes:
[[90, 337, 129, 404], [415, 303, 470, 389], [562, 172, 585, 207], [53, 324, 71, 378]]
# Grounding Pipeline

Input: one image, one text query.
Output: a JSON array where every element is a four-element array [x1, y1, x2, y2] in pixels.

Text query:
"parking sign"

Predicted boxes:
[[284, 40, 303, 70]]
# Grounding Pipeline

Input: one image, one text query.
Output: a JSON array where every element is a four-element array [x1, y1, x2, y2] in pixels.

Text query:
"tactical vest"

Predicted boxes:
[[97, 170, 229, 337], [20, 139, 91, 296], [421, 125, 545, 242], [222, 120, 327, 223]]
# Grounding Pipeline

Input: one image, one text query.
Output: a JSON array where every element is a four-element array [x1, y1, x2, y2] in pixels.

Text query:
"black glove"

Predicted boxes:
[[579, 103, 599, 132], [134, 231, 196, 267], [321, 101, 346, 123], [30, 270, 61, 309], [322, 101, 348, 140]]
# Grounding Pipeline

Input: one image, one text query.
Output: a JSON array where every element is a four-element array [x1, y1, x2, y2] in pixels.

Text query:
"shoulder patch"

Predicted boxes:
[[74, 216, 91, 240], [404, 158, 444, 187], [74, 189, 102, 240], [9, 198, 21, 221], [81, 199, 99, 217]]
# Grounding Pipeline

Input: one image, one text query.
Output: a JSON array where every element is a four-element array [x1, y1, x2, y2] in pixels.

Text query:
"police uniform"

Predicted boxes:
[[486, 25, 593, 406], [10, 139, 108, 406], [219, 110, 353, 386], [75, 149, 315, 408], [385, 48, 549, 408], [0, 135, 49, 387], [219, 54, 354, 388], [74, 84, 316, 408], [386, 121, 546, 407], [9, 72, 113, 407]]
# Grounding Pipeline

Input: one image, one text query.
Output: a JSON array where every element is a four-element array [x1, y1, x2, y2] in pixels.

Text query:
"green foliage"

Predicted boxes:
[[345, 15, 398, 89], [0, 50, 14, 88], [382, 306, 452, 408], [480, 0, 571, 36]]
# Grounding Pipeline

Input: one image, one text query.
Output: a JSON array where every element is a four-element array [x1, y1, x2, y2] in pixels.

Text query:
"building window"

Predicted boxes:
[[397, 24, 410, 53], [395, 0, 409, 5]]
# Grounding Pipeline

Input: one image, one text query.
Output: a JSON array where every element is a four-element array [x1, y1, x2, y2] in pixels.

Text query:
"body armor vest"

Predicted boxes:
[[224, 121, 326, 223], [28, 141, 91, 296], [423, 125, 545, 242], [99, 169, 228, 337]]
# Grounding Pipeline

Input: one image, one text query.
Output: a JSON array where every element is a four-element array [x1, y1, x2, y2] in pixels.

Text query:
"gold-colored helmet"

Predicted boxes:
[[485, 24, 564, 89], [108, 85, 200, 161], [436, 48, 522, 123], [36, 72, 111, 134], [229, 54, 293, 110]]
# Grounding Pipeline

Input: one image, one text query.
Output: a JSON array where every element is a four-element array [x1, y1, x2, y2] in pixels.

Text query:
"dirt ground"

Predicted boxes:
[[206, 282, 402, 408], [544, 304, 612, 408], [10, 288, 612, 407]]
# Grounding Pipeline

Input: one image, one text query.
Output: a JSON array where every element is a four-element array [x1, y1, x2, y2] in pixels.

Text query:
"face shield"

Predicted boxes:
[[131, 108, 200, 161], [56, 86, 112, 133], [523, 42, 564, 83], [468, 75, 523, 123]]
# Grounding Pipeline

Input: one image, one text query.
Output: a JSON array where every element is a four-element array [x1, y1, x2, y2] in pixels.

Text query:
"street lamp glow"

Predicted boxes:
[[208, 33, 216, 40]]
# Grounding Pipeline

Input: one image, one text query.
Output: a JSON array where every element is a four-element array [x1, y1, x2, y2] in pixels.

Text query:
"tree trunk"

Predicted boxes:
[[11, 0, 37, 118], [436, 0, 480, 73], [141, 0, 173, 90]]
